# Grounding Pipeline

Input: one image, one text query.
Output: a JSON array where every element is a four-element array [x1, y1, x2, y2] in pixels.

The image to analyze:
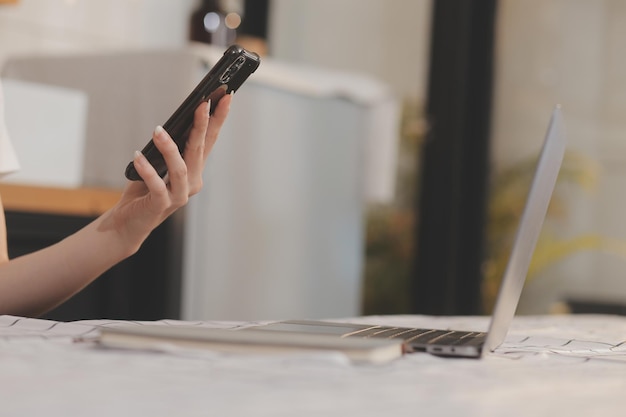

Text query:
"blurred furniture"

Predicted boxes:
[[2, 45, 399, 321], [0, 183, 183, 321], [552, 298, 626, 316], [1, 78, 88, 188], [0, 183, 119, 216], [183, 46, 399, 320], [2, 50, 199, 189], [1, 50, 199, 321]]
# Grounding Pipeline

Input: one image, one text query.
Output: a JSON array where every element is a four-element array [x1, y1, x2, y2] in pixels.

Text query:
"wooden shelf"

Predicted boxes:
[[0, 183, 121, 217], [2, 183, 182, 321]]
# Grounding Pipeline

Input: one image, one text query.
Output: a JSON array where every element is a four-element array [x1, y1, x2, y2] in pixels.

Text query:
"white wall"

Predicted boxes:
[[492, 0, 626, 313], [0, 0, 433, 104], [268, 0, 432, 102], [0, 0, 197, 64]]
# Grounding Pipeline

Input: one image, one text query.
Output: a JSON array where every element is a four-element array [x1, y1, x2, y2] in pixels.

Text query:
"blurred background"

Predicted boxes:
[[1, 0, 626, 321]]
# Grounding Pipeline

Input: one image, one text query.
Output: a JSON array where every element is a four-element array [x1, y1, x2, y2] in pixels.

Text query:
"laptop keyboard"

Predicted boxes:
[[343, 326, 487, 351]]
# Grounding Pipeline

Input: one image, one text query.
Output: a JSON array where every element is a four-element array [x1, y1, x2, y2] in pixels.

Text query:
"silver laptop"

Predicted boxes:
[[249, 106, 567, 358]]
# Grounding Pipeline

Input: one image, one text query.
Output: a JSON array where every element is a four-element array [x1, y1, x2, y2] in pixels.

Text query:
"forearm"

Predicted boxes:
[[0, 210, 137, 317], [0, 98, 229, 318]]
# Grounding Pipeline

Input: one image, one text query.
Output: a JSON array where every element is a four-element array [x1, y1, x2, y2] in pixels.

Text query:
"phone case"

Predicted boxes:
[[125, 45, 261, 181]]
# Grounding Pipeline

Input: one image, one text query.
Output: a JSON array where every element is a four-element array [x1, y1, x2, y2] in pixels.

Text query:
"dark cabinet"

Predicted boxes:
[[5, 209, 184, 321]]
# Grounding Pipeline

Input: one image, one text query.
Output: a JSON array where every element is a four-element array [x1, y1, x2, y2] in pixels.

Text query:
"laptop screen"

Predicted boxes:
[[484, 106, 567, 352]]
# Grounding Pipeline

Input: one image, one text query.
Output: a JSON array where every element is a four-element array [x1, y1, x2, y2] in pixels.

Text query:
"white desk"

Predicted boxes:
[[1, 314, 625, 416]]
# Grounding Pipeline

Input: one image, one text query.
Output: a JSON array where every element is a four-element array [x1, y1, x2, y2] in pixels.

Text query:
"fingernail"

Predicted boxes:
[[152, 125, 165, 141], [207, 99, 212, 117], [134, 150, 144, 163]]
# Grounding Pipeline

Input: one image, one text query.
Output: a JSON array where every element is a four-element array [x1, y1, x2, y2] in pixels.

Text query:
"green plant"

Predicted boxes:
[[361, 99, 424, 315], [482, 150, 626, 312]]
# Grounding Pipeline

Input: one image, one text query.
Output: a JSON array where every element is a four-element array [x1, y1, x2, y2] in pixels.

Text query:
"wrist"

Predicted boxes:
[[91, 208, 148, 262]]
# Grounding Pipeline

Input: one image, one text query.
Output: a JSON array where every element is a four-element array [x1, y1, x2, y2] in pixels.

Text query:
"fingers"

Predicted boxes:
[[183, 101, 212, 193], [149, 125, 189, 206], [184, 94, 232, 193], [185, 100, 211, 157], [203, 93, 232, 159], [184, 94, 231, 161], [131, 144, 162, 190], [132, 95, 232, 208]]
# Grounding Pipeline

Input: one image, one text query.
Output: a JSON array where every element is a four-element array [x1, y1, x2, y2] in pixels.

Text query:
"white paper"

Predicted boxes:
[[2, 314, 626, 417]]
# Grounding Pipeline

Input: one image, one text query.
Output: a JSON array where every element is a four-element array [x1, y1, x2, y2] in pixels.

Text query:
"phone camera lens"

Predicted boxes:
[[220, 58, 245, 83]]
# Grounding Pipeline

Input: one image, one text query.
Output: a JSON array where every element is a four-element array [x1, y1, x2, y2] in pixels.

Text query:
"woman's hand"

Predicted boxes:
[[100, 94, 232, 255], [0, 94, 232, 317]]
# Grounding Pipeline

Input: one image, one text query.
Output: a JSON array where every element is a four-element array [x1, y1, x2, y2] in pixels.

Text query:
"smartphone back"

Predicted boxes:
[[125, 45, 260, 181]]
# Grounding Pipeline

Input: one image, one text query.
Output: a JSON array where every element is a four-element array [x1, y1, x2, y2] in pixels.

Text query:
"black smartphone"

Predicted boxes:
[[125, 45, 261, 181]]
